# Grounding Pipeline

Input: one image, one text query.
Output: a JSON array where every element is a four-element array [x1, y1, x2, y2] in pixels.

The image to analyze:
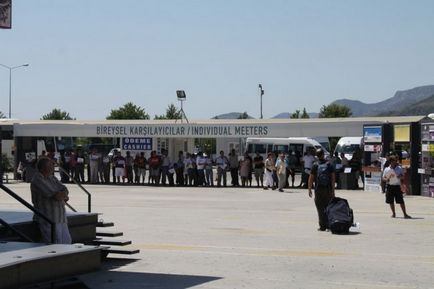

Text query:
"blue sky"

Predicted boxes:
[[1, 0, 434, 120]]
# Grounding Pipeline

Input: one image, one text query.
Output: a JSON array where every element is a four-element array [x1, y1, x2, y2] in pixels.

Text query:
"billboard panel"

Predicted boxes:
[[363, 126, 382, 143], [394, 124, 410, 142]]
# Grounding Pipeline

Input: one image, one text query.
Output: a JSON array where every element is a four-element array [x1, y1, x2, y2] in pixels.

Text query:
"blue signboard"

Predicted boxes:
[[363, 126, 382, 143], [122, 137, 152, 151]]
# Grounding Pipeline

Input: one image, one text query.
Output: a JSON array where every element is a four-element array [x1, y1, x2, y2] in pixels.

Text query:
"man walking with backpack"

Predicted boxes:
[[308, 148, 335, 231]]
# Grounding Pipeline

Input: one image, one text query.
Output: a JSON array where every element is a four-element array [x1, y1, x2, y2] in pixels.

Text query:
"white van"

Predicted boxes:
[[313, 137, 331, 153], [245, 137, 329, 160], [333, 137, 363, 160]]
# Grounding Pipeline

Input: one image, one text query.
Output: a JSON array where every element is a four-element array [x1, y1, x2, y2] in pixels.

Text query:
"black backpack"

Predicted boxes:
[[326, 197, 354, 234], [316, 161, 331, 188]]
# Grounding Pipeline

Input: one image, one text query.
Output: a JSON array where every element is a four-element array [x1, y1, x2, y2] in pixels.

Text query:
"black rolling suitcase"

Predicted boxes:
[[326, 197, 354, 234]]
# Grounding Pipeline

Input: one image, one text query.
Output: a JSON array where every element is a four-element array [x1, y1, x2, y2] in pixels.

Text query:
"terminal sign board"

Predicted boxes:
[[122, 138, 152, 151]]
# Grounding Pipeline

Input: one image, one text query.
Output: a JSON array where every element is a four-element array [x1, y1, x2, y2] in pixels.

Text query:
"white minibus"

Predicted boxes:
[[333, 137, 363, 160], [245, 137, 329, 161]]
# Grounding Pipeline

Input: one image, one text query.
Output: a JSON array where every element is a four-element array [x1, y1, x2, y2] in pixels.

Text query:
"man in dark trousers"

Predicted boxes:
[[308, 148, 335, 231]]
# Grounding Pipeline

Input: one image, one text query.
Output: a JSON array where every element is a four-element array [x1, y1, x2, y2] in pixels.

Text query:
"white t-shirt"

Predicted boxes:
[[196, 156, 207, 170], [216, 156, 228, 169], [383, 165, 403, 186], [303, 155, 315, 170]]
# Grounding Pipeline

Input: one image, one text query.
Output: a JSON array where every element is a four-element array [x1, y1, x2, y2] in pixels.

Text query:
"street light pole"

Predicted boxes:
[[0, 63, 29, 118], [259, 84, 264, 119]]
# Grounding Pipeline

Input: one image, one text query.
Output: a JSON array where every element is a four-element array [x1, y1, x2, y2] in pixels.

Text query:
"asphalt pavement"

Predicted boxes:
[[2, 179, 434, 289]]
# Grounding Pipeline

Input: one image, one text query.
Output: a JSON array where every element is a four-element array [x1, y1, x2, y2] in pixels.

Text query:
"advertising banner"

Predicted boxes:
[[363, 126, 382, 143], [394, 124, 410, 142], [0, 0, 11, 29]]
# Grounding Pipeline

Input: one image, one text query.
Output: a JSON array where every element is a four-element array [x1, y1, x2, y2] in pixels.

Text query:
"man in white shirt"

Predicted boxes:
[[300, 149, 315, 188], [196, 152, 207, 186], [215, 151, 229, 187], [382, 156, 411, 219]]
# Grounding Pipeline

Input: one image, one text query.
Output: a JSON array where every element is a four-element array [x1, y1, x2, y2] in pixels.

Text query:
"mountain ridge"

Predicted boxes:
[[333, 85, 434, 116]]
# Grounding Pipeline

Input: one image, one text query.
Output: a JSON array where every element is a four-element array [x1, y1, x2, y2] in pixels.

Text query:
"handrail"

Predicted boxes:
[[0, 184, 55, 243], [56, 164, 92, 213], [65, 202, 77, 212], [0, 217, 34, 242]]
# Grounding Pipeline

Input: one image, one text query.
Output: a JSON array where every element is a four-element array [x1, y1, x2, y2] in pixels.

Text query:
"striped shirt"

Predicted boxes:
[[31, 172, 69, 224]]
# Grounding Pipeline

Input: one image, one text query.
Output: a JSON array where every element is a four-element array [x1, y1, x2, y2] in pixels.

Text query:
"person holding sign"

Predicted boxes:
[[382, 156, 411, 219]]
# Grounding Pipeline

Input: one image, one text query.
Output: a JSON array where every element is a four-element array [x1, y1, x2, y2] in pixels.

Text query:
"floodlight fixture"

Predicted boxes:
[[176, 90, 189, 123], [176, 90, 186, 100]]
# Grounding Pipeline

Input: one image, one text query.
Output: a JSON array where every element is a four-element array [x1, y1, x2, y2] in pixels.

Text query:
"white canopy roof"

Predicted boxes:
[[9, 116, 425, 138]]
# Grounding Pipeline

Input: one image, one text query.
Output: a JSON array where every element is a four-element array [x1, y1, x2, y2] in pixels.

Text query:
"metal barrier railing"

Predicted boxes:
[[56, 165, 92, 213], [0, 183, 55, 243]]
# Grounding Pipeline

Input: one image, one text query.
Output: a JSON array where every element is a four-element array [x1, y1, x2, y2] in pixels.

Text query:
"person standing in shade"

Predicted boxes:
[[175, 151, 185, 186], [160, 149, 171, 185], [340, 152, 349, 168], [124, 151, 134, 184], [300, 149, 315, 188], [196, 152, 207, 186], [138, 152, 148, 184], [229, 149, 240, 187], [308, 149, 335, 231], [113, 151, 126, 184], [331, 152, 342, 189], [204, 154, 214, 186], [253, 152, 264, 187], [239, 153, 252, 187], [89, 148, 101, 184], [31, 158, 71, 244], [183, 153, 194, 186], [264, 152, 276, 190], [382, 155, 411, 219], [102, 153, 111, 184], [215, 150, 229, 187], [286, 151, 297, 188], [275, 153, 288, 192], [75, 150, 86, 183], [148, 150, 161, 185]]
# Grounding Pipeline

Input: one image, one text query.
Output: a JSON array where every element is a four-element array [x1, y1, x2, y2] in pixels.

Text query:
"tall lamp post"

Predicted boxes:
[[258, 84, 264, 119], [0, 63, 29, 118]]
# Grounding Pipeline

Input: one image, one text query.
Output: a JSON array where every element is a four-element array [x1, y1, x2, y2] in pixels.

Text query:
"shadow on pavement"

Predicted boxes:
[[102, 257, 141, 270], [84, 271, 222, 289], [81, 258, 222, 289]]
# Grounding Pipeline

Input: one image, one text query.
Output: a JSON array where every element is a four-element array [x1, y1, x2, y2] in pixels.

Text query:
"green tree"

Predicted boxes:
[[106, 102, 150, 120], [41, 108, 74, 120], [1, 153, 12, 172], [318, 104, 352, 118], [237, 112, 249, 119], [154, 103, 183, 120], [290, 108, 310, 119]]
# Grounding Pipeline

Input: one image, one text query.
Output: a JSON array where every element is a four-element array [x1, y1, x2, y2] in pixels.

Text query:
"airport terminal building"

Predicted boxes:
[[2, 115, 433, 196]]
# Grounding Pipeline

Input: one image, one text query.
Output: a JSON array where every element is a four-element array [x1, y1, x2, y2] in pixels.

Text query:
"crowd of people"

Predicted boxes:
[[28, 146, 411, 243], [22, 146, 369, 193], [29, 147, 312, 189]]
